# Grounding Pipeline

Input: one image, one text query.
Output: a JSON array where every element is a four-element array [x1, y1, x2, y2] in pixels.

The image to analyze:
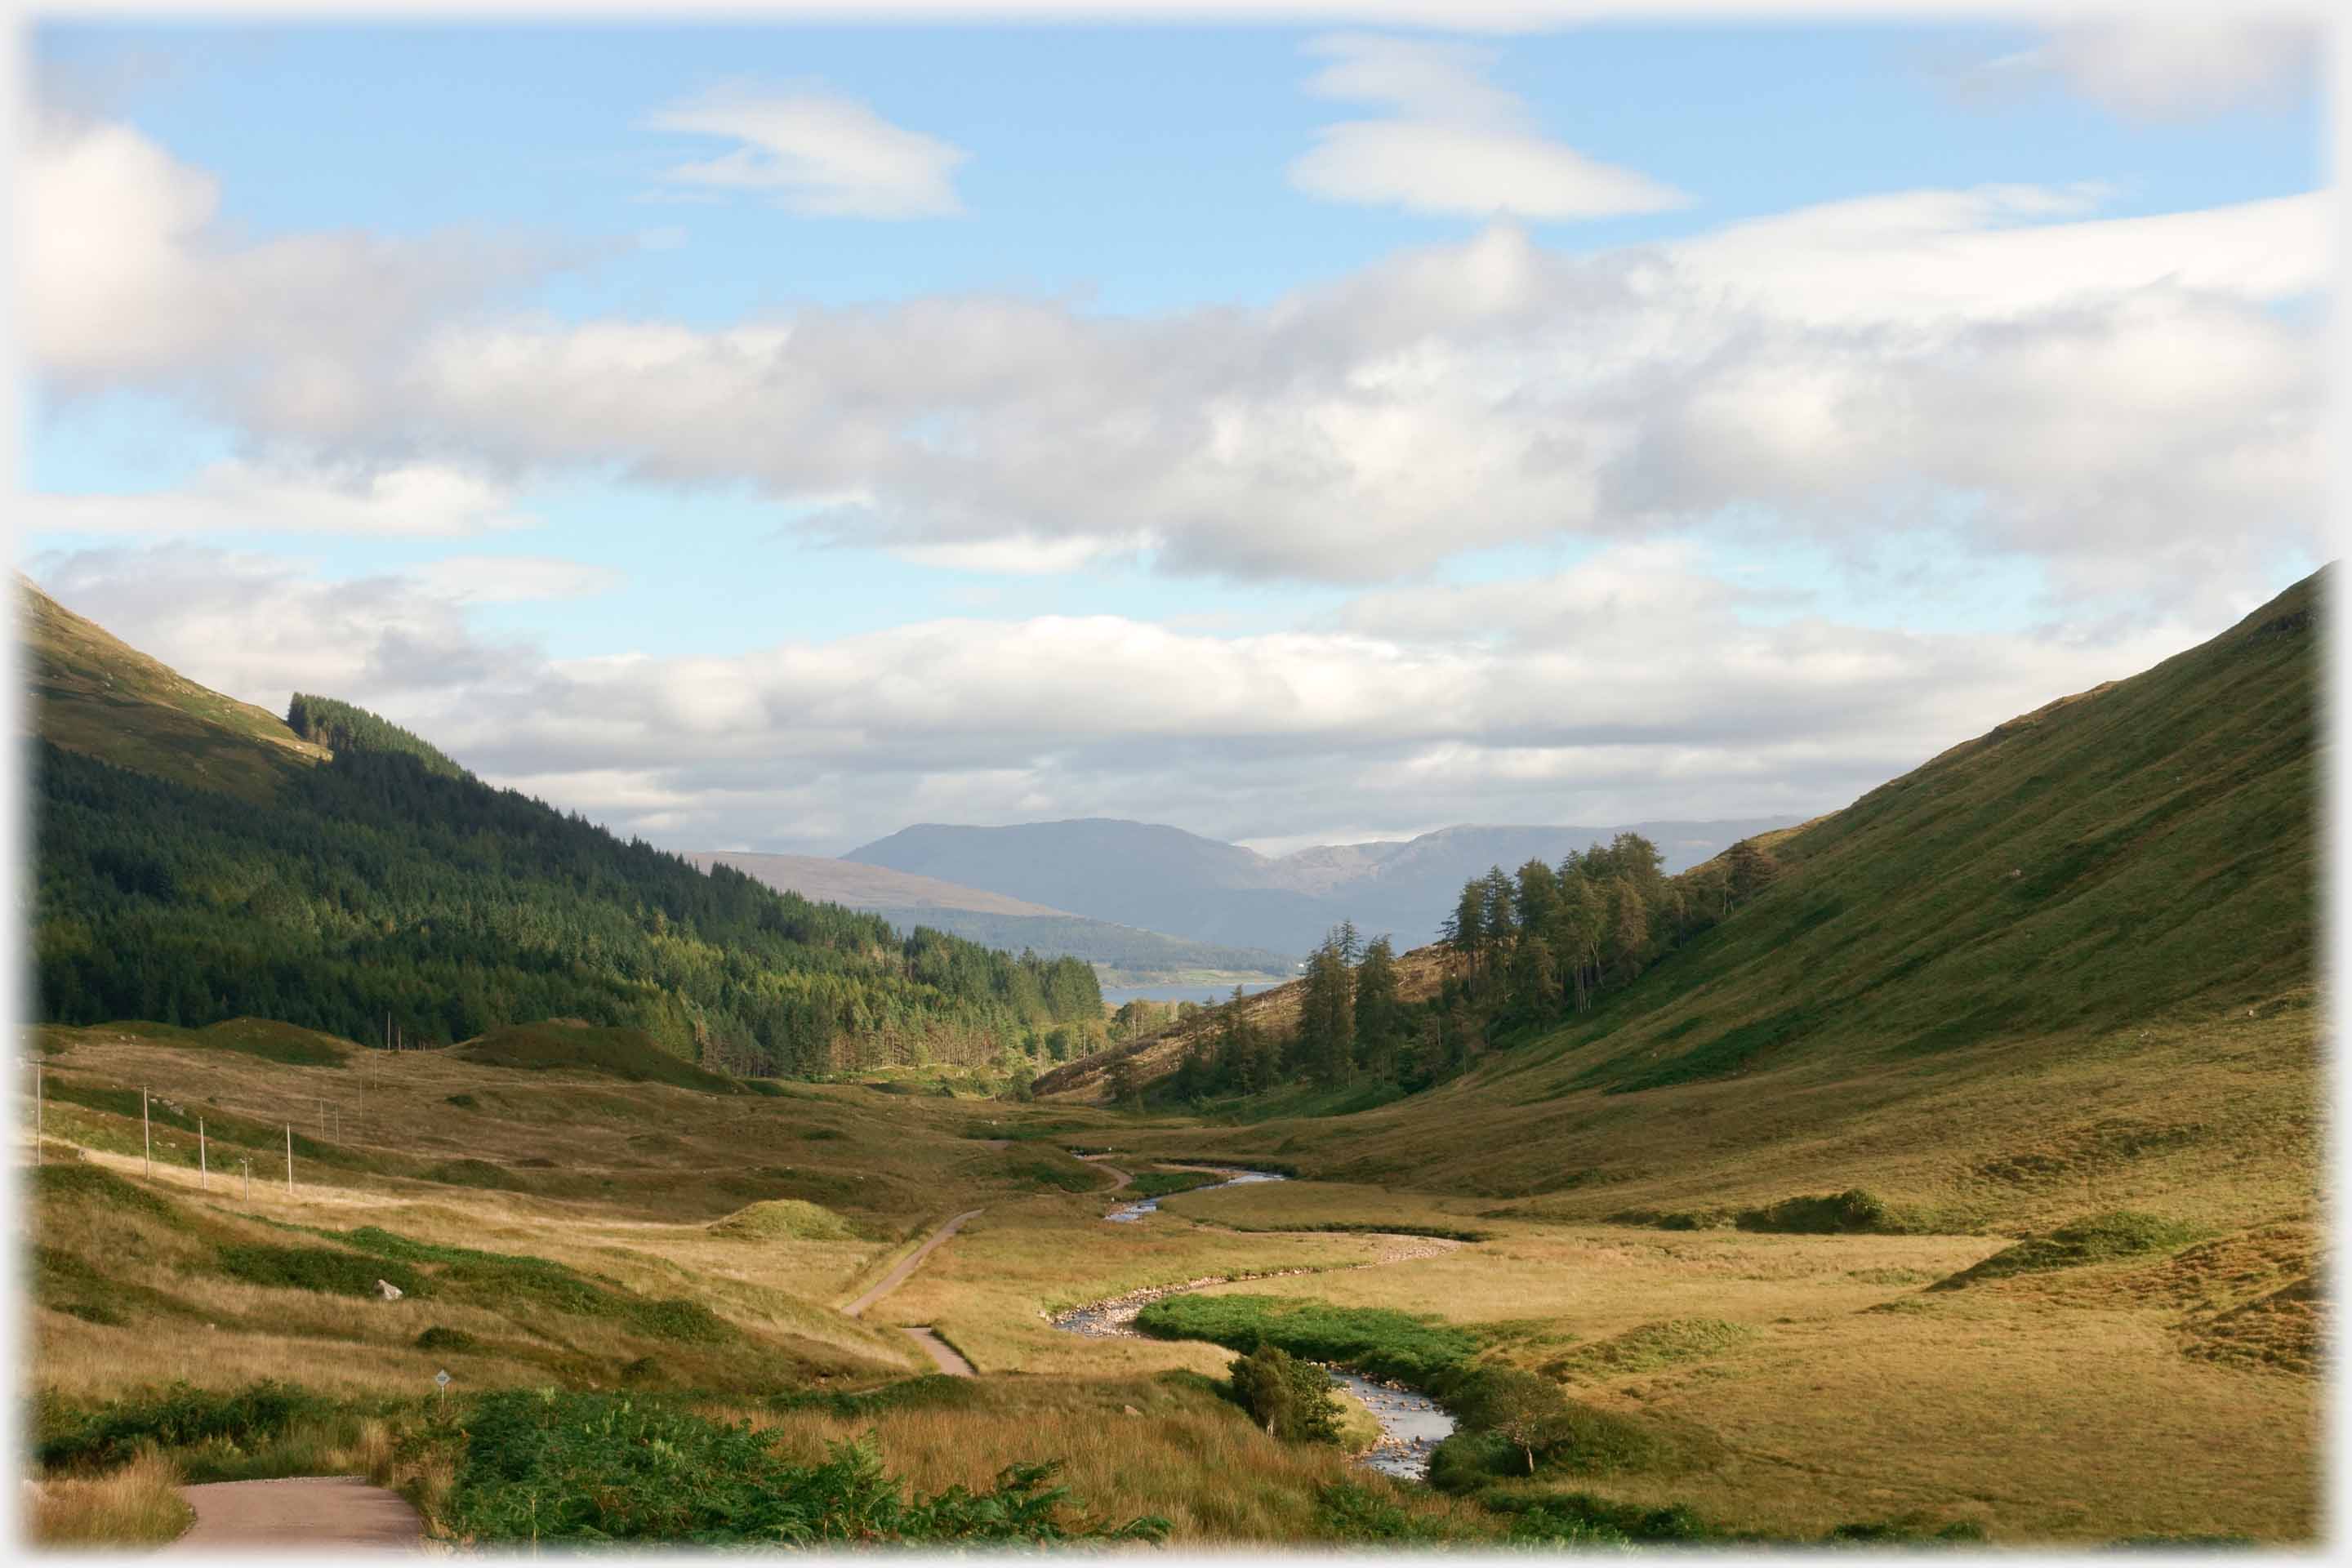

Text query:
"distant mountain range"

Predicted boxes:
[[684, 851, 1301, 981], [839, 817, 1802, 957]]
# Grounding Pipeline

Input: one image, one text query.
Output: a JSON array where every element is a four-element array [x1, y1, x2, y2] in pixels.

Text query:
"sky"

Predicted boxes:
[[14, 7, 2334, 859]]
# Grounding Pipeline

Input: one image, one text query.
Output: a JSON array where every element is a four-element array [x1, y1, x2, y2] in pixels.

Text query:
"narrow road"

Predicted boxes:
[[902, 1325, 977, 1377], [173, 1477, 420, 1552], [843, 1209, 985, 1320]]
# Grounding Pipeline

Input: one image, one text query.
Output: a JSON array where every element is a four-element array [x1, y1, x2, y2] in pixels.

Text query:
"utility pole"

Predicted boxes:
[[142, 1087, 152, 1178]]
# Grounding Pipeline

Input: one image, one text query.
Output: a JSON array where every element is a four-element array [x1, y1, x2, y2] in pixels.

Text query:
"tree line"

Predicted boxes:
[[1140, 831, 1780, 1107], [31, 722, 1102, 1077]]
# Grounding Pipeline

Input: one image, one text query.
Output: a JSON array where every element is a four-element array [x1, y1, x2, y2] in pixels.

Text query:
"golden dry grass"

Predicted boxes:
[[737, 1376, 1477, 1545], [25, 1450, 193, 1548]]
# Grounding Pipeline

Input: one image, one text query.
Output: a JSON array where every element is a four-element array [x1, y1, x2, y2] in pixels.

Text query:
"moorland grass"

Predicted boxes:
[[25, 1450, 194, 1547]]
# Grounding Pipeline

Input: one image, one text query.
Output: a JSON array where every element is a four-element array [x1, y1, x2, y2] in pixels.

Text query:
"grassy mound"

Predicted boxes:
[[1542, 1318, 1755, 1382], [1931, 1210, 2203, 1290], [710, 1199, 858, 1242], [456, 1022, 746, 1095], [1134, 1294, 1478, 1386]]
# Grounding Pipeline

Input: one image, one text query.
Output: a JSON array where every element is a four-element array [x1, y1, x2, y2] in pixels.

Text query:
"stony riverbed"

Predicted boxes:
[[1050, 1165, 1459, 1481]]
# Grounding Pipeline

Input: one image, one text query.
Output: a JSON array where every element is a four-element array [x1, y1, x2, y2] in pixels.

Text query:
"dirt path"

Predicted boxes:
[[844, 1208, 985, 1319], [173, 1477, 421, 1551], [901, 1325, 977, 1377], [1078, 1153, 1132, 1191]]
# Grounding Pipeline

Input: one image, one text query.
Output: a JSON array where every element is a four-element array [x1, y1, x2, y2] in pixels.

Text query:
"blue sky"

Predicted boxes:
[[18, 12, 2332, 854]]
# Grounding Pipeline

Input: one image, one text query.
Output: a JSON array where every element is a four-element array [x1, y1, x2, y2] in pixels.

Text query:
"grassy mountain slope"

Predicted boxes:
[[20, 577, 328, 800], [22, 581, 1102, 1075], [1094, 572, 2323, 1227]]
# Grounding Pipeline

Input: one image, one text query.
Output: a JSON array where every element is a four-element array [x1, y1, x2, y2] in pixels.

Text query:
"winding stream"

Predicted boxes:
[[1105, 1167, 1284, 1222], [1053, 1164, 1459, 1481]]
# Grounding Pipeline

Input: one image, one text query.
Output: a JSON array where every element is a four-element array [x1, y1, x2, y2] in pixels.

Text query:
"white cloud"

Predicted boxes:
[[1971, 17, 2318, 120], [409, 555, 624, 604], [20, 114, 567, 406], [25, 459, 537, 538], [648, 85, 968, 218], [1286, 33, 1686, 219], [22, 117, 2329, 623], [30, 540, 2247, 856]]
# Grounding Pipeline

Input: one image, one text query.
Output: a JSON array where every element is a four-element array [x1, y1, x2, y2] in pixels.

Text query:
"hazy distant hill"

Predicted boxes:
[[844, 816, 1799, 955], [686, 850, 1296, 978]]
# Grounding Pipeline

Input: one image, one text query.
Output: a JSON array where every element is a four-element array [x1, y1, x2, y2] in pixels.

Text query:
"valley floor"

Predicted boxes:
[[20, 1017, 2325, 1548]]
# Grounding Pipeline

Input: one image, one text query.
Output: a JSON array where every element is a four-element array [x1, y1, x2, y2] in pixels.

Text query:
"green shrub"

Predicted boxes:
[[1430, 1368, 1681, 1485], [1133, 1294, 1477, 1387], [416, 1326, 479, 1353], [1736, 1188, 1904, 1234], [35, 1381, 320, 1472], [1313, 1481, 1459, 1542], [445, 1094, 479, 1109], [1482, 1489, 1716, 1543], [1227, 1345, 1343, 1444], [216, 1245, 430, 1298], [442, 1389, 1169, 1544]]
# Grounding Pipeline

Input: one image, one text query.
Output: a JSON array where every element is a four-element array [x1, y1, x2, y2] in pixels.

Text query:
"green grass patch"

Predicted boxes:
[[416, 1325, 481, 1353], [215, 1243, 431, 1298], [1134, 1294, 1478, 1387], [1931, 1209, 2203, 1290], [1540, 1318, 1754, 1381], [1007, 1158, 1102, 1193], [28, 1161, 185, 1223], [1123, 1169, 1223, 1200]]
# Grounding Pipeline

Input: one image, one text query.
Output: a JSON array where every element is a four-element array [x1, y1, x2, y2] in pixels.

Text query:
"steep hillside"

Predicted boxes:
[[21, 581, 1102, 1076], [20, 576, 328, 800], [1083, 572, 2323, 1225], [847, 815, 1797, 954]]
